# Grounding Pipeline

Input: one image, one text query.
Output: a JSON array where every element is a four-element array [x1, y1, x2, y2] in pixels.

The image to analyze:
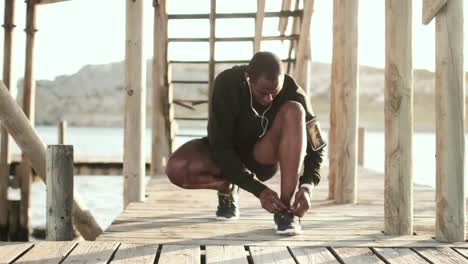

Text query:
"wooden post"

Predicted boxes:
[[151, 0, 172, 176], [0, 82, 102, 240], [124, 0, 145, 207], [331, 0, 359, 204], [253, 0, 265, 53], [278, 0, 292, 36], [286, 0, 300, 75], [434, 0, 465, 242], [46, 145, 74, 241], [208, 0, 216, 98], [58, 120, 67, 144], [293, 0, 314, 93], [384, 0, 413, 236], [358, 127, 365, 167], [7, 200, 20, 241], [0, 0, 15, 241]]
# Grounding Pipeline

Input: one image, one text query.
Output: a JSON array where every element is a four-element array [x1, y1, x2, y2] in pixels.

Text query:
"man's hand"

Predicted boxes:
[[259, 188, 287, 213], [290, 187, 311, 217]]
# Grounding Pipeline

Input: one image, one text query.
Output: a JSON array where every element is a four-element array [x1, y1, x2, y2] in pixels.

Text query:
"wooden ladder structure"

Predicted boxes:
[[151, 0, 314, 175]]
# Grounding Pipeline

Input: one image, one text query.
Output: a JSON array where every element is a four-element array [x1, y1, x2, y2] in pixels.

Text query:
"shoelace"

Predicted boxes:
[[219, 193, 234, 208]]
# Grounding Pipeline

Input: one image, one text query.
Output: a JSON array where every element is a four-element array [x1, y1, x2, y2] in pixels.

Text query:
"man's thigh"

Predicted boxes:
[[170, 138, 220, 175], [252, 115, 283, 165]]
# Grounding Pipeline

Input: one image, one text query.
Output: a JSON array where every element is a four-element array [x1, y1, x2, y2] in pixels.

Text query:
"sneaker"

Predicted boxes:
[[215, 185, 240, 220], [274, 211, 302, 235]]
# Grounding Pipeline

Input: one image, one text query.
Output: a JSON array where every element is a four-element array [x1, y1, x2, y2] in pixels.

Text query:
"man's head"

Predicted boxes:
[[245, 52, 284, 106]]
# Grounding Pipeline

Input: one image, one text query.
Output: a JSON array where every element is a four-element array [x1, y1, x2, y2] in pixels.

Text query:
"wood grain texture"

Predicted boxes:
[[0, 242, 33, 264], [14, 241, 76, 264], [333, 247, 385, 263], [158, 245, 200, 264], [293, 0, 314, 91], [414, 247, 468, 263], [249, 246, 295, 263], [61, 241, 119, 264], [253, 0, 265, 53], [289, 247, 339, 263], [422, 0, 447, 25], [384, 0, 413, 235], [373, 248, 427, 263], [112, 243, 158, 264], [205, 245, 248, 264], [434, 0, 465, 242], [278, 0, 292, 35]]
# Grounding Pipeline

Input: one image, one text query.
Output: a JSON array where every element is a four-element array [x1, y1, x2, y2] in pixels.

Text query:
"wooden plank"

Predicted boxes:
[[373, 248, 427, 263], [253, 0, 265, 53], [289, 247, 339, 263], [14, 241, 76, 264], [278, 0, 292, 35], [61, 242, 119, 264], [205, 245, 248, 264], [167, 11, 302, 20], [331, 0, 359, 204], [0, 242, 33, 264], [249, 246, 295, 263], [169, 35, 299, 42], [333, 248, 384, 263], [422, 0, 447, 25], [36, 0, 71, 5], [112, 243, 158, 264], [453, 248, 468, 258], [158, 245, 200, 264], [293, 0, 314, 91], [434, 0, 465, 242], [384, 0, 413, 235], [414, 248, 468, 263]]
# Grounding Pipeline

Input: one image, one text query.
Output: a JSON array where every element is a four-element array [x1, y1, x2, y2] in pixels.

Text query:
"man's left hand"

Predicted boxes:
[[290, 187, 311, 217]]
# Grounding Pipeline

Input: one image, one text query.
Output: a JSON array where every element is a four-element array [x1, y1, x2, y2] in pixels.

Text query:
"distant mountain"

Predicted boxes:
[[16, 60, 468, 129]]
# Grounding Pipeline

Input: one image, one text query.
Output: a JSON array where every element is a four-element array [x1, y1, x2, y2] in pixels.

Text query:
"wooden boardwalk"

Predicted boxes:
[[1, 166, 468, 263]]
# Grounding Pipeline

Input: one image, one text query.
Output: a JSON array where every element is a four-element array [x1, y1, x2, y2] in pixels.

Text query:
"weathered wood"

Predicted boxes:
[[112, 243, 158, 264], [0, 242, 33, 263], [124, 0, 146, 206], [453, 248, 468, 258], [286, 0, 300, 75], [0, 0, 15, 241], [36, 0, 71, 5], [14, 241, 76, 264], [152, 0, 172, 176], [17, 160, 31, 241], [7, 200, 20, 241], [61, 241, 119, 264], [208, 0, 215, 100], [58, 120, 67, 144], [46, 145, 74, 241], [434, 0, 465, 243], [384, 0, 413, 236], [169, 35, 299, 43], [422, 0, 447, 25], [414, 247, 468, 263], [278, 0, 292, 35], [0, 82, 102, 240], [333, 248, 384, 263], [168, 11, 302, 20], [293, 0, 314, 91], [331, 0, 359, 204], [205, 246, 248, 264], [158, 245, 200, 263], [253, 0, 265, 53], [249, 246, 295, 263], [289, 247, 339, 263], [373, 248, 428, 263], [358, 127, 365, 167]]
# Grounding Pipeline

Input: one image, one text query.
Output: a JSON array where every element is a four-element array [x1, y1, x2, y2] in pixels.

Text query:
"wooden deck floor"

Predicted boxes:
[[2, 166, 468, 263]]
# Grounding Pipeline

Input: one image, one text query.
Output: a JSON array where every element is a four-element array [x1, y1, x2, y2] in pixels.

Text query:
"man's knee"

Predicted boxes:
[[165, 156, 189, 187], [280, 101, 306, 123]]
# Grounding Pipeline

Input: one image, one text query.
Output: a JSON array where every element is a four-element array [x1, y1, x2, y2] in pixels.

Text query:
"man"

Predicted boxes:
[[166, 52, 326, 235]]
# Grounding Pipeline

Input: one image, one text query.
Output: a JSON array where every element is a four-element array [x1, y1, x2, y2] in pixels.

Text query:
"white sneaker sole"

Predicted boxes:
[[276, 228, 302, 236], [216, 215, 239, 221]]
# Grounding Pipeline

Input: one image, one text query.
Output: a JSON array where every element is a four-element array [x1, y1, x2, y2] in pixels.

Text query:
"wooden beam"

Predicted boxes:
[[36, 0, 71, 5], [293, 0, 314, 92], [152, 0, 172, 176], [0, 81, 102, 240], [422, 0, 447, 25], [168, 11, 302, 20], [124, 0, 145, 206], [208, 0, 215, 99], [58, 120, 67, 144], [278, 0, 292, 35], [384, 0, 413, 236], [253, 0, 266, 53], [331, 0, 359, 204], [0, 0, 15, 241], [434, 0, 465, 242]]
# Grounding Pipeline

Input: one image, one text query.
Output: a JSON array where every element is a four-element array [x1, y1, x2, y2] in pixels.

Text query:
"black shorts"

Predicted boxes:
[[201, 137, 278, 182]]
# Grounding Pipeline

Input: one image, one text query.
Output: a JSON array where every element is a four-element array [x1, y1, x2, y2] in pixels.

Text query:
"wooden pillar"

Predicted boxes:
[[293, 0, 314, 92], [7, 200, 20, 241], [208, 0, 216, 99], [286, 0, 300, 75], [253, 0, 265, 53], [0, 0, 15, 241], [58, 120, 67, 144], [278, 0, 292, 36], [46, 145, 73, 241], [331, 0, 359, 204], [0, 82, 102, 240], [384, 0, 413, 235], [124, 0, 145, 207], [358, 127, 365, 167], [151, 0, 172, 176], [434, 0, 465, 242]]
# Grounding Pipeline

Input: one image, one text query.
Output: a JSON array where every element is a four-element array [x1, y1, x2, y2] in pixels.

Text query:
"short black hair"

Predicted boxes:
[[247, 52, 283, 82]]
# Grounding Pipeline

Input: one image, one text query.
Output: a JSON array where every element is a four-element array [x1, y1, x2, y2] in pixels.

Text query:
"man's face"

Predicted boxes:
[[249, 74, 284, 106]]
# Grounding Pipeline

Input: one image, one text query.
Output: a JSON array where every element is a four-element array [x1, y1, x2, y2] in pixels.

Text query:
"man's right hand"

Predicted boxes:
[[259, 188, 287, 213]]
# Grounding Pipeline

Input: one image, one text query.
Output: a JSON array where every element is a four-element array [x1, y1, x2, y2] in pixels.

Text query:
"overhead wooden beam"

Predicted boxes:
[[253, 0, 266, 53], [36, 0, 71, 5], [434, 0, 465, 243], [422, 0, 447, 25], [124, 0, 145, 206], [384, 0, 413, 236], [152, 0, 173, 176], [331, 0, 359, 204]]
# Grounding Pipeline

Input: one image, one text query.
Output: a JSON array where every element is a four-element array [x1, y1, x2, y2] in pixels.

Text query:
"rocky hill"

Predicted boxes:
[[16, 60, 468, 130]]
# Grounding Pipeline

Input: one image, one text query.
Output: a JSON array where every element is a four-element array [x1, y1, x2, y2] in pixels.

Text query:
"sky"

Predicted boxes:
[[0, 0, 466, 96]]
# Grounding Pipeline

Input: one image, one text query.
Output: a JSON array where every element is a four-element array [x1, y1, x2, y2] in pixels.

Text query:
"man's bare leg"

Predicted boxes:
[[254, 101, 307, 207], [166, 139, 231, 193]]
